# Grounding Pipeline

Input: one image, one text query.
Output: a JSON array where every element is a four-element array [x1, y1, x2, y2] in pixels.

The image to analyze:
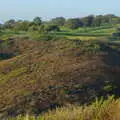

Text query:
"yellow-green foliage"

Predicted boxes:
[[0, 67, 27, 84], [8, 96, 120, 120], [66, 36, 97, 40]]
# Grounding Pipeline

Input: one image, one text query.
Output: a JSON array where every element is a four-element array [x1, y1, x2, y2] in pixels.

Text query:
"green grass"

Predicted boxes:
[[0, 29, 27, 40], [51, 25, 117, 41], [52, 32, 111, 36], [0, 24, 118, 41]]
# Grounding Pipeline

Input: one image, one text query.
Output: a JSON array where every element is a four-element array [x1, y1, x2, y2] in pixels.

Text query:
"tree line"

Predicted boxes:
[[0, 14, 120, 32]]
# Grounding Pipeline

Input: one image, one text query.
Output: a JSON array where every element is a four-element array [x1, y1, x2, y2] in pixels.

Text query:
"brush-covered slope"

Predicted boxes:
[[0, 38, 120, 116]]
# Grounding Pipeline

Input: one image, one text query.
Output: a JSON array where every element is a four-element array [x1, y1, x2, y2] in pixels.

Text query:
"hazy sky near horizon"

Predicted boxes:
[[0, 0, 120, 21]]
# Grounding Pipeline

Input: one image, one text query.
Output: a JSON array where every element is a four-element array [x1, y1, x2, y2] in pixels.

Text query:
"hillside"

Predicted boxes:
[[0, 38, 120, 118]]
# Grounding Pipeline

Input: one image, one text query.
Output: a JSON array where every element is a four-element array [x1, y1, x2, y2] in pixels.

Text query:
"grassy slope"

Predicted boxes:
[[1, 24, 120, 41], [0, 38, 120, 117], [59, 24, 119, 40]]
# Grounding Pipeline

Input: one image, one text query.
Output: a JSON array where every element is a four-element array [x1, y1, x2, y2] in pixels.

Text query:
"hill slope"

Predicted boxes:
[[0, 38, 120, 117]]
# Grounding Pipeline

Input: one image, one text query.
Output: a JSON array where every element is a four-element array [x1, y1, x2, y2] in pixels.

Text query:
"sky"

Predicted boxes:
[[0, 0, 120, 21]]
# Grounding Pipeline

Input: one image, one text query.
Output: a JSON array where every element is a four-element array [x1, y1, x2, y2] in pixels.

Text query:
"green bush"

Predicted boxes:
[[110, 27, 120, 41], [44, 24, 60, 32]]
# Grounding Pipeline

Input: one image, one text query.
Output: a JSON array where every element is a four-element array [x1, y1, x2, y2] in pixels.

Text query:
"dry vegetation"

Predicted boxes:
[[0, 38, 120, 118], [8, 96, 120, 120]]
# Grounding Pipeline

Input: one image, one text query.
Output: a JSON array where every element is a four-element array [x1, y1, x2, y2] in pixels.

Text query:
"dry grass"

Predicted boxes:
[[42, 96, 120, 120], [8, 96, 120, 120]]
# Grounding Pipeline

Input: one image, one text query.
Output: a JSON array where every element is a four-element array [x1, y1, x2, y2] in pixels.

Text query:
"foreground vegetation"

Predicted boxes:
[[8, 96, 120, 120]]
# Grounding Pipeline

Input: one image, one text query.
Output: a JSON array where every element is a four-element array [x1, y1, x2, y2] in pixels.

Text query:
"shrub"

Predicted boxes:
[[110, 27, 120, 41], [44, 24, 60, 32]]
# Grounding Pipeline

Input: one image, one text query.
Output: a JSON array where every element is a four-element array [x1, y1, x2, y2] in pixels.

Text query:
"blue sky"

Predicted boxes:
[[0, 0, 120, 21]]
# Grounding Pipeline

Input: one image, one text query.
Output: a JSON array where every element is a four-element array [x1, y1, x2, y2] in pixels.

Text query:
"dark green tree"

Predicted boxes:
[[4, 19, 16, 29], [33, 17, 42, 26], [51, 17, 66, 26], [44, 24, 60, 32], [82, 15, 94, 27], [65, 18, 83, 29], [112, 27, 120, 38], [14, 20, 30, 31], [94, 15, 103, 26]]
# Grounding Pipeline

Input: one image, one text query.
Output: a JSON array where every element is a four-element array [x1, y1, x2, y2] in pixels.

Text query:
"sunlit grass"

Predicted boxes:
[[8, 96, 120, 120], [66, 36, 97, 40]]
